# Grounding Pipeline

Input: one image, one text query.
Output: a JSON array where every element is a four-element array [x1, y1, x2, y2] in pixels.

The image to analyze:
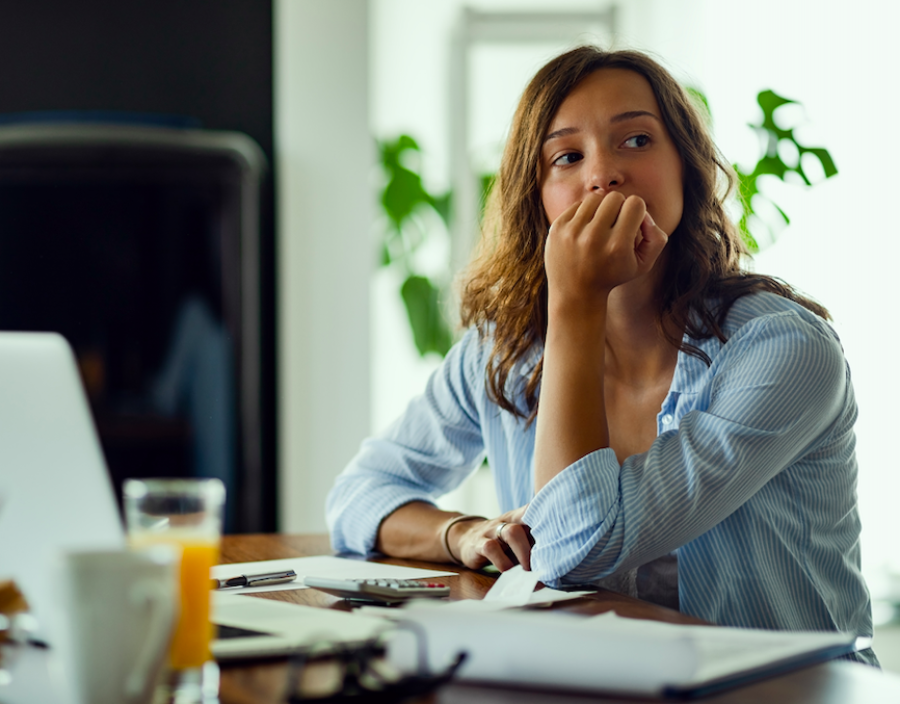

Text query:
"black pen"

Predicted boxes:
[[212, 569, 297, 589]]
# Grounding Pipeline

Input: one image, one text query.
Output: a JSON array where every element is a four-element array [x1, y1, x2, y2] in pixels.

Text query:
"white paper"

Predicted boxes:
[[443, 565, 593, 610], [482, 565, 539, 605], [525, 586, 595, 606], [211, 555, 455, 594]]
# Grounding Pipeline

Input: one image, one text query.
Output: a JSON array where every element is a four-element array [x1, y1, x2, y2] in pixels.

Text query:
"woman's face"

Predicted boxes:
[[539, 68, 684, 237]]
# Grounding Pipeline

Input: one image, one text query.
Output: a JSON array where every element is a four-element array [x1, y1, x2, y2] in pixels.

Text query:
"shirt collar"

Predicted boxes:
[[670, 328, 722, 394]]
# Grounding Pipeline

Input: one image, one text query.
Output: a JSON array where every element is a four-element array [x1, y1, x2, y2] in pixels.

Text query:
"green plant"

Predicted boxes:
[[376, 135, 453, 357], [732, 90, 838, 252]]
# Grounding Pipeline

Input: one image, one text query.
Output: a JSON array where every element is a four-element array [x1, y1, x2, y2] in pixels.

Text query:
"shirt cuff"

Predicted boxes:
[[524, 447, 621, 584], [327, 479, 436, 556]]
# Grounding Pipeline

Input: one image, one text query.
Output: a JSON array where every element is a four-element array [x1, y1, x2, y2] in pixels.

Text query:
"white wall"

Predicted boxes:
[[275, 0, 372, 533]]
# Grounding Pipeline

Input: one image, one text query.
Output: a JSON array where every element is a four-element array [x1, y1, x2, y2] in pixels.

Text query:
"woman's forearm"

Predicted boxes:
[[375, 501, 474, 562], [533, 305, 610, 492], [375, 501, 531, 571]]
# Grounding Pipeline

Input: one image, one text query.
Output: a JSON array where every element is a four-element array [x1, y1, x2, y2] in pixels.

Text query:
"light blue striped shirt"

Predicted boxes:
[[327, 292, 874, 662]]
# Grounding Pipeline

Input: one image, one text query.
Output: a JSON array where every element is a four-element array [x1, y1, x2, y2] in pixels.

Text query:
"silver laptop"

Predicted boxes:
[[0, 331, 358, 669], [0, 333, 124, 645], [0, 332, 124, 703]]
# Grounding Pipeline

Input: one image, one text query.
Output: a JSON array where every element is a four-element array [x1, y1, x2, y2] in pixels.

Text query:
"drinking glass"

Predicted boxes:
[[123, 478, 225, 703]]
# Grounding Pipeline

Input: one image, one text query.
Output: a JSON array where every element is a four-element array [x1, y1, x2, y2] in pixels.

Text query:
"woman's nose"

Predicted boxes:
[[587, 155, 623, 194]]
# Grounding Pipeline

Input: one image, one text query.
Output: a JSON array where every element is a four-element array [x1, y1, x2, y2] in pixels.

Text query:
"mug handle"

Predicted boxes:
[[124, 579, 176, 698]]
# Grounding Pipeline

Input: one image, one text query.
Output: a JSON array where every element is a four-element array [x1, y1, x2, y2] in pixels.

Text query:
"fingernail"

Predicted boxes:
[[644, 211, 656, 228]]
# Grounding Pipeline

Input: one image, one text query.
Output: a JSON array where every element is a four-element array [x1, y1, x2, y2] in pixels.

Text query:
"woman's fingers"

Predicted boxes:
[[554, 191, 624, 241], [454, 508, 533, 572], [570, 190, 619, 234], [499, 522, 532, 571], [546, 192, 668, 295], [635, 211, 669, 270], [609, 196, 666, 278], [590, 191, 628, 234], [482, 536, 517, 572], [488, 506, 533, 571]]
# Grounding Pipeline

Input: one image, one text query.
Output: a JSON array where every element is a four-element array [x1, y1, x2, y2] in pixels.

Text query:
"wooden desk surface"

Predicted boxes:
[[218, 534, 900, 704]]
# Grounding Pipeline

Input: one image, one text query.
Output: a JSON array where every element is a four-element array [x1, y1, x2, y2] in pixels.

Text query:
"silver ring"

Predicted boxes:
[[495, 522, 508, 541]]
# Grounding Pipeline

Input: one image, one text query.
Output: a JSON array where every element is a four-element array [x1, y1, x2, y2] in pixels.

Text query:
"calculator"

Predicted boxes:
[[303, 576, 450, 603]]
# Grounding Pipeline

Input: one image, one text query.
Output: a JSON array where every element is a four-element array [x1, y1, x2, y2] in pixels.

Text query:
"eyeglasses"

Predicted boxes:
[[284, 621, 466, 703]]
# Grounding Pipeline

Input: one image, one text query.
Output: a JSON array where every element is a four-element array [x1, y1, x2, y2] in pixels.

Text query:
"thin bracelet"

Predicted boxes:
[[440, 514, 486, 565]]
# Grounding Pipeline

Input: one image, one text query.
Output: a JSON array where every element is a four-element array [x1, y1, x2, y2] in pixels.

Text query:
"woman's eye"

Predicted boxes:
[[552, 152, 583, 166], [623, 134, 651, 148]]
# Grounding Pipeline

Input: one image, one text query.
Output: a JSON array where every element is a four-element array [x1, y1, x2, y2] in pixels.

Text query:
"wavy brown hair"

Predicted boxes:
[[459, 46, 828, 422]]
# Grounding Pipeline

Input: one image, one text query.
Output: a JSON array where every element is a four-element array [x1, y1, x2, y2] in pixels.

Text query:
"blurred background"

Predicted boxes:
[[0, 1, 276, 534], [2, 0, 898, 662]]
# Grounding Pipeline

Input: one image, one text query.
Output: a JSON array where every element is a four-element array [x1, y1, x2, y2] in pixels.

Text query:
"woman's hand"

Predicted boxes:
[[544, 192, 669, 312], [533, 192, 670, 491], [449, 506, 532, 572]]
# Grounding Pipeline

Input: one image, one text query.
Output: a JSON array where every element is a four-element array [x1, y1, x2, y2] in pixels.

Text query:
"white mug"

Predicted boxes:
[[63, 546, 179, 704]]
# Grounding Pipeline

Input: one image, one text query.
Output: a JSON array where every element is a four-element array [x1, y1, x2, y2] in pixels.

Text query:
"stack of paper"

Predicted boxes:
[[386, 605, 861, 697]]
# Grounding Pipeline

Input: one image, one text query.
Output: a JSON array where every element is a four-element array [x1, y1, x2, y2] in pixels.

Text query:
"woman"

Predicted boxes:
[[326, 46, 875, 662]]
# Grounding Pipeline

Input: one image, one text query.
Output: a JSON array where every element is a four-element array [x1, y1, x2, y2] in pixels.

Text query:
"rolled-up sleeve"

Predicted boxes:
[[525, 310, 851, 586], [327, 329, 488, 555]]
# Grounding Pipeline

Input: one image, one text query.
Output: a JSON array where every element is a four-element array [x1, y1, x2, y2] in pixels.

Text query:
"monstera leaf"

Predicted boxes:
[[736, 90, 838, 251]]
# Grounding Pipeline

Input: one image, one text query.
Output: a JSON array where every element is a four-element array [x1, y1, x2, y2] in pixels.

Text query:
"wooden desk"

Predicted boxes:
[[218, 534, 900, 704]]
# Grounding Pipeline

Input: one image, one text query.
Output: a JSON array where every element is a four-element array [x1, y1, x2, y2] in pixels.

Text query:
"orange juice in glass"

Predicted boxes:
[[124, 478, 225, 701]]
